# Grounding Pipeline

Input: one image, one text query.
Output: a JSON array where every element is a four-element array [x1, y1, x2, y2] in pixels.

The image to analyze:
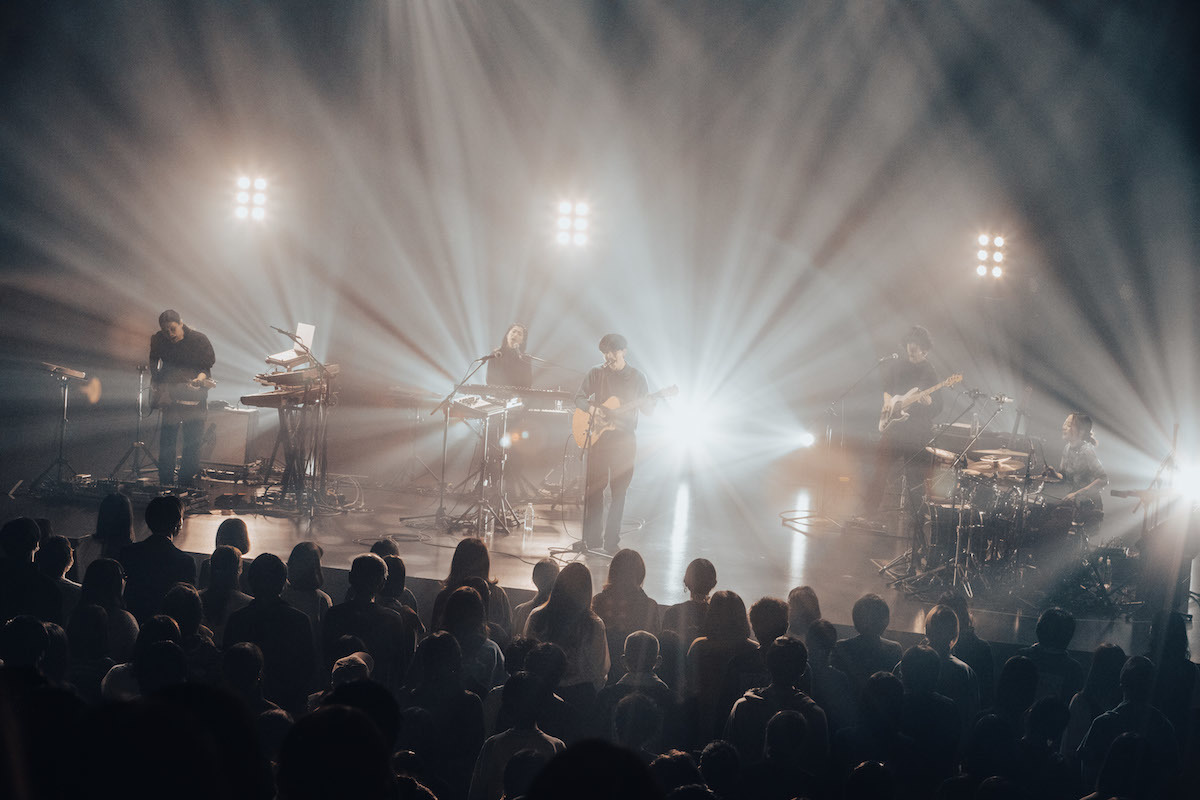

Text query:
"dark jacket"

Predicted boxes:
[[119, 534, 196, 623]]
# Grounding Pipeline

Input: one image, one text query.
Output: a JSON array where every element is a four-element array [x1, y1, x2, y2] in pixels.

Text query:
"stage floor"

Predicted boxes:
[[8, 446, 1191, 656]]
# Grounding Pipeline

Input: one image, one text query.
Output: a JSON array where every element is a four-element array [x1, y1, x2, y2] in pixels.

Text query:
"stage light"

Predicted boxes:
[[553, 199, 590, 246], [499, 433, 513, 449], [797, 431, 816, 448], [235, 175, 268, 222], [1173, 463, 1200, 504], [973, 232, 1006, 278]]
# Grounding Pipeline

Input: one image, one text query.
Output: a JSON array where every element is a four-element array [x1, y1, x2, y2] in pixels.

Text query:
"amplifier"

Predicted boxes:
[[200, 407, 260, 466]]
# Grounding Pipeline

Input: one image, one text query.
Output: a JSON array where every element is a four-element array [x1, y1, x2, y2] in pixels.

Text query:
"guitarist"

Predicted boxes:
[[574, 333, 654, 554], [862, 325, 943, 529], [149, 309, 215, 487]]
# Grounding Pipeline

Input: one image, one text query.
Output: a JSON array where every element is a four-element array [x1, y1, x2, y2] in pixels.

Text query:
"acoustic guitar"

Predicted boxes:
[[878, 373, 962, 433], [572, 385, 679, 449]]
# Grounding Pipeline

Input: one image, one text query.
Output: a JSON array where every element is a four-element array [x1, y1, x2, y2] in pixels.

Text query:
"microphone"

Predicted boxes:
[[992, 394, 1014, 404], [270, 325, 301, 344], [478, 350, 501, 362]]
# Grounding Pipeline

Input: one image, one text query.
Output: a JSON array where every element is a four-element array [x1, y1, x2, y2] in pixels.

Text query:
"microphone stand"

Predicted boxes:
[[399, 356, 490, 532], [785, 354, 894, 534]]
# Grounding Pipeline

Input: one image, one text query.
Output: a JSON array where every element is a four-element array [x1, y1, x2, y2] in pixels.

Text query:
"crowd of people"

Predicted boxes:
[[1, 493, 1198, 800]]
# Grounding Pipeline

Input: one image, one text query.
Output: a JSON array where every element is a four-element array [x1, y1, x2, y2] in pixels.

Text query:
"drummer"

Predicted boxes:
[[1045, 412, 1108, 510]]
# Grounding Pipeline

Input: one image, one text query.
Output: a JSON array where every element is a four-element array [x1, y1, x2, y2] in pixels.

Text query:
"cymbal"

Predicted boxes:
[[970, 448, 1030, 459], [965, 458, 1022, 476], [924, 446, 959, 463]]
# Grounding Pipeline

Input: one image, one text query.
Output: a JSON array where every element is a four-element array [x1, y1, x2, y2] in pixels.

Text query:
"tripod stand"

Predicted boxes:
[[110, 364, 159, 480], [31, 362, 88, 492]]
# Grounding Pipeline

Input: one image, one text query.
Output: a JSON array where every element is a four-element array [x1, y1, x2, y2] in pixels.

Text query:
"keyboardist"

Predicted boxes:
[[487, 323, 532, 389]]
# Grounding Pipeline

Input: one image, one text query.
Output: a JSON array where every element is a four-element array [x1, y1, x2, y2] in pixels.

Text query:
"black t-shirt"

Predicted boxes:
[[574, 364, 650, 433], [485, 347, 532, 388], [149, 325, 216, 400], [882, 358, 942, 438]]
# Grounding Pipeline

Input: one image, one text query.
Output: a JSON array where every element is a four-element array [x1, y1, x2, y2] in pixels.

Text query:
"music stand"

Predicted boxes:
[[31, 362, 88, 491], [110, 364, 159, 480]]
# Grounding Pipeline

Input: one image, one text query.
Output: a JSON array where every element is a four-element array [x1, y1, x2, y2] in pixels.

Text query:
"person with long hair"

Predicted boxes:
[[592, 548, 660, 684], [431, 538, 513, 636], [282, 541, 333, 643], [76, 558, 139, 663], [441, 585, 506, 698], [74, 492, 135, 581], [684, 589, 758, 745], [486, 323, 532, 389], [200, 545, 252, 645], [524, 562, 610, 706], [1061, 642, 1127, 755]]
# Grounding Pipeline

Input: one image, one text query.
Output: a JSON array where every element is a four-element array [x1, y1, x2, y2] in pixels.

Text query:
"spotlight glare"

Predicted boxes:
[[573, 233, 588, 246], [573, 218, 588, 231], [237, 192, 250, 204], [976, 264, 988, 276], [557, 201, 572, 214], [993, 236, 1004, 247], [978, 234, 989, 245], [575, 202, 589, 216], [253, 177, 268, 190], [253, 192, 267, 205], [250, 207, 266, 221], [977, 250, 988, 261], [798, 431, 816, 448], [237, 176, 251, 190], [992, 265, 1002, 278], [235, 206, 249, 219], [556, 231, 570, 245], [993, 252, 1003, 263], [557, 216, 571, 230]]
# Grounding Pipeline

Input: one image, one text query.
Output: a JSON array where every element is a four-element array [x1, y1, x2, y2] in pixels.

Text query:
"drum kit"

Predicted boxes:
[[882, 423, 1111, 606]]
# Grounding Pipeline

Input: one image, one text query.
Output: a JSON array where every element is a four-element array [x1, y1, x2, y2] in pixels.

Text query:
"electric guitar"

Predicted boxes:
[[150, 376, 217, 410], [878, 373, 962, 433], [573, 385, 679, 449]]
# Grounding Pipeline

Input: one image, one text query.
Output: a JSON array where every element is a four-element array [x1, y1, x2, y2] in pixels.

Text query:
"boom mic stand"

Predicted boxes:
[[783, 354, 893, 534], [110, 364, 159, 480]]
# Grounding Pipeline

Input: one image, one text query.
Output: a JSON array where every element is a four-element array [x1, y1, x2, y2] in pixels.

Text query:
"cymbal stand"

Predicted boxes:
[[110, 364, 159, 480]]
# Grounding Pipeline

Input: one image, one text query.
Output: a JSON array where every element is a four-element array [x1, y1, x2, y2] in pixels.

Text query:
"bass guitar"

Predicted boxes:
[[150, 376, 217, 410], [572, 385, 679, 449], [878, 373, 962, 433]]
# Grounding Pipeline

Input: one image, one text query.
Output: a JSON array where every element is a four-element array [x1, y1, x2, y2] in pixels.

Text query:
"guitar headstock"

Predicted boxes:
[[655, 385, 680, 400], [946, 374, 963, 387]]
